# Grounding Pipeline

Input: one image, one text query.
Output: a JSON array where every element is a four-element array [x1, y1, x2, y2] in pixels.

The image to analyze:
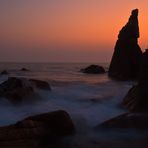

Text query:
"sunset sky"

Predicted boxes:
[[0, 0, 148, 62]]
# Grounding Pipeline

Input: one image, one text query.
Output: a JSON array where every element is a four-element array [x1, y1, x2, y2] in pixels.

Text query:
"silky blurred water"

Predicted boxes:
[[0, 62, 144, 144]]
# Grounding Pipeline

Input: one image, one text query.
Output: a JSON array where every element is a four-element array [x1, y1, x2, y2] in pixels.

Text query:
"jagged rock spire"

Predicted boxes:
[[108, 9, 142, 80], [118, 9, 139, 39]]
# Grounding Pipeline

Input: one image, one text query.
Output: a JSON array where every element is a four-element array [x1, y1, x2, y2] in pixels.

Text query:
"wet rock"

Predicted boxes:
[[1, 70, 9, 75], [98, 113, 148, 129], [29, 79, 51, 90], [122, 85, 148, 112], [0, 77, 34, 103], [122, 85, 140, 111], [0, 77, 52, 103], [0, 110, 75, 147], [81, 65, 105, 74], [109, 9, 142, 80]]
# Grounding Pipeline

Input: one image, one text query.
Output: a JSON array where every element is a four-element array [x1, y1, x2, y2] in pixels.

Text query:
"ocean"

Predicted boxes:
[[0, 62, 147, 147]]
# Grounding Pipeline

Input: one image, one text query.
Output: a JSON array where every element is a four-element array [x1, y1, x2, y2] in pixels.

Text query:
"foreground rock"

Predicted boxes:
[[0, 110, 75, 147], [29, 79, 51, 90], [1, 70, 9, 75], [81, 65, 105, 74], [109, 9, 142, 80], [0, 77, 51, 103], [98, 113, 148, 129]]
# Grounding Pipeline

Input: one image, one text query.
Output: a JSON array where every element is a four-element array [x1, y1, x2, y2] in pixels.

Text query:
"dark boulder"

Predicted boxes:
[[29, 79, 51, 90], [1, 70, 9, 75], [109, 9, 142, 80], [0, 110, 75, 147], [97, 113, 148, 129], [0, 77, 35, 103], [0, 77, 52, 103], [81, 65, 105, 74]]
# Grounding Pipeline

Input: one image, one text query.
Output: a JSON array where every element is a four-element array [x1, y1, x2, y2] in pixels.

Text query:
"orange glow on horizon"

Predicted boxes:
[[0, 1, 148, 62]]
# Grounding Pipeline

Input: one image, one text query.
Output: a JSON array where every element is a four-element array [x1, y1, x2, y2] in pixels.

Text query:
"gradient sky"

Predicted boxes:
[[0, 0, 148, 62]]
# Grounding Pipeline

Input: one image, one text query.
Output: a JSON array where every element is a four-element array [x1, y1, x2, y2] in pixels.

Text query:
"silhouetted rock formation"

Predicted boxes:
[[0, 77, 51, 103], [81, 65, 105, 74], [29, 79, 51, 90], [0, 70, 8, 75], [122, 49, 148, 112], [0, 110, 75, 147], [98, 113, 148, 129], [109, 9, 142, 80]]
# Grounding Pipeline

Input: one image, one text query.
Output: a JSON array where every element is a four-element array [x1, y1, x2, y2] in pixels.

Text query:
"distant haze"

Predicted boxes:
[[0, 0, 148, 63]]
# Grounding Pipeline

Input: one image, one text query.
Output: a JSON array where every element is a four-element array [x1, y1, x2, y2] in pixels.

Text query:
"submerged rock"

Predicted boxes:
[[21, 68, 30, 71], [29, 79, 51, 90], [81, 65, 105, 74], [0, 70, 9, 75], [98, 113, 148, 129], [0, 110, 75, 147], [109, 9, 142, 80]]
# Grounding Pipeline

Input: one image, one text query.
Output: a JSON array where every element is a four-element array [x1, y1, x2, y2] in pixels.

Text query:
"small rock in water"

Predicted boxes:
[[21, 68, 30, 71], [80, 65, 105, 74]]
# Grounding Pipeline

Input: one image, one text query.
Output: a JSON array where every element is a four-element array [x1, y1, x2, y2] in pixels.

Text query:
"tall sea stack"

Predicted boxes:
[[109, 9, 142, 80]]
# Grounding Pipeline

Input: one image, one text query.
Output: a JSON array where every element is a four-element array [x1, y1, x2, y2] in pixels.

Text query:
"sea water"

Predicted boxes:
[[0, 63, 147, 147]]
